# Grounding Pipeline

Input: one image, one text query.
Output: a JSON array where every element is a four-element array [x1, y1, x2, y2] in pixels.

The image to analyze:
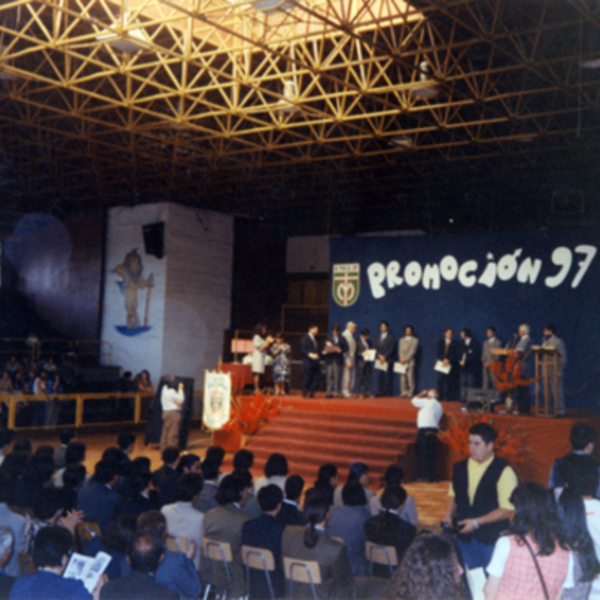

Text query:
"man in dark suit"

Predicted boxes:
[[356, 328, 374, 399], [364, 486, 416, 578], [242, 485, 286, 598], [151, 447, 181, 507], [278, 475, 305, 527], [77, 459, 123, 533], [459, 328, 480, 408], [436, 328, 460, 401], [323, 325, 348, 398], [375, 321, 395, 397], [0, 526, 14, 600], [101, 531, 179, 600], [300, 325, 321, 398], [194, 458, 220, 513]]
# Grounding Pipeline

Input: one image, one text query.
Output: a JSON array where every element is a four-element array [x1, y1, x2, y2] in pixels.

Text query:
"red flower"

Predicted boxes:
[[222, 392, 281, 435]]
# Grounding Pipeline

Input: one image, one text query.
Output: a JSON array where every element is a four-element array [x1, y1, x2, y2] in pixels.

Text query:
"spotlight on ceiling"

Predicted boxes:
[[411, 60, 439, 99], [251, 0, 295, 13], [276, 78, 299, 113], [96, 14, 149, 53], [580, 58, 600, 69], [389, 136, 413, 149]]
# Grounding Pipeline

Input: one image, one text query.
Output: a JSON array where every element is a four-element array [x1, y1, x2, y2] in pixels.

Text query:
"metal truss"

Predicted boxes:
[[0, 0, 599, 218]]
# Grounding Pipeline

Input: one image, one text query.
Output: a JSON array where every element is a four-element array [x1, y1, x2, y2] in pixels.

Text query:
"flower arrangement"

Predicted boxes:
[[439, 413, 532, 465], [490, 350, 536, 392], [221, 391, 280, 435]]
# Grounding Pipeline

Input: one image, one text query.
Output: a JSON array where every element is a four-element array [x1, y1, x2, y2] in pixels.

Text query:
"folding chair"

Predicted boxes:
[[165, 534, 189, 554], [202, 537, 233, 600], [242, 545, 276, 599], [283, 556, 321, 600], [365, 541, 398, 578]]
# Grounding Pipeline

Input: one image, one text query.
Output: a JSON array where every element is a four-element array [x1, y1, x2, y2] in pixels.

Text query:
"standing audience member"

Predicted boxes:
[[558, 487, 600, 600], [364, 486, 416, 578], [300, 325, 321, 399], [11, 526, 100, 600], [356, 328, 373, 399], [271, 334, 291, 396], [254, 453, 288, 495], [411, 389, 444, 483], [281, 488, 354, 600], [385, 531, 467, 600], [484, 482, 574, 600], [241, 484, 286, 599], [324, 325, 347, 399], [161, 473, 204, 569], [160, 379, 184, 452], [369, 465, 418, 526], [100, 531, 178, 600], [278, 475, 305, 527], [341, 321, 357, 399], [0, 526, 14, 600], [327, 481, 370, 577], [136, 370, 154, 394], [202, 474, 251, 600]]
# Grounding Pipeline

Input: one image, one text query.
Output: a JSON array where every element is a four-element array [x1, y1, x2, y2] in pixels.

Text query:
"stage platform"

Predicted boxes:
[[240, 393, 600, 486]]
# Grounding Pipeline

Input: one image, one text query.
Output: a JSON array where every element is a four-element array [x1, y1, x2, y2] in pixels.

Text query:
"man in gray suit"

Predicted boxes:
[[542, 324, 567, 416], [341, 321, 357, 398], [481, 327, 502, 400], [398, 325, 419, 398]]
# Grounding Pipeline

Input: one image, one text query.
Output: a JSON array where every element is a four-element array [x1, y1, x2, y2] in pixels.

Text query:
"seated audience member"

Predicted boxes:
[[117, 433, 136, 475], [161, 473, 204, 569], [242, 484, 286, 598], [0, 430, 14, 467], [194, 458, 220, 513], [236, 469, 261, 520], [84, 514, 136, 581], [0, 473, 26, 577], [121, 471, 160, 517], [278, 475, 306, 527], [558, 487, 600, 600], [233, 449, 254, 474], [334, 462, 375, 508], [77, 459, 123, 533], [175, 454, 201, 476], [549, 423, 600, 498], [369, 465, 418, 526], [364, 486, 416, 578], [205, 445, 225, 478], [386, 531, 467, 600], [203, 473, 251, 599], [62, 464, 87, 512], [327, 480, 369, 577], [136, 370, 154, 394], [0, 526, 14, 600], [254, 453, 288, 495], [23, 489, 83, 554], [118, 371, 137, 393], [484, 482, 574, 600], [282, 487, 354, 600], [132, 456, 151, 473], [54, 429, 75, 470], [152, 447, 181, 507], [54, 441, 87, 488], [0, 453, 29, 508], [12, 455, 55, 511], [135, 511, 202, 600], [100, 531, 178, 600], [311, 464, 338, 507], [12, 440, 31, 456], [11, 526, 98, 600]]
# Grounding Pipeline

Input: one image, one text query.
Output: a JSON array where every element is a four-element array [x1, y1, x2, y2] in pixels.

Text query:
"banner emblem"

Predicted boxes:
[[332, 263, 360, 307], [203, 371, 231, 430]]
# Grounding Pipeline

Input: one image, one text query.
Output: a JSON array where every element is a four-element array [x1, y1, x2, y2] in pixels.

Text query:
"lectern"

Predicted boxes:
[[532, 346, 561, 418]]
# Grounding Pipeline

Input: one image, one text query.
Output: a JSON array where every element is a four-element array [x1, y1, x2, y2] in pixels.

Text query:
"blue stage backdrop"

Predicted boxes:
[[329, 229, 600, 412]]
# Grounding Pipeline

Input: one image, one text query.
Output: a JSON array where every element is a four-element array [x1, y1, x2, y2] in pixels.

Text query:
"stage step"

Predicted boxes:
[[242, 405, 419, 485]]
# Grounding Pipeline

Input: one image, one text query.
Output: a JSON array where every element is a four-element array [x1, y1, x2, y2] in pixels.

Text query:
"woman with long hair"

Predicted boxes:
[[484, 482, 574, 600], [311, 463, 338, 506], [333, 461, 375, 507], [281, 488, 354, 599], [558, 487, 600, 600], [386, 531, 466, 600], [252, 323, 274, 394]]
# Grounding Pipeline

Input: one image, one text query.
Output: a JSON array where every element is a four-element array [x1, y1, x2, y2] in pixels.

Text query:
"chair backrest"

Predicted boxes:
[[283, 557, 322, 585], [202, 537, 233, 562], [165, 534, 189, 554], [18, 552, 36, 575], [76, 521, 102, 544], [365, 541, 398, 566], [242, 545, 275, 571]]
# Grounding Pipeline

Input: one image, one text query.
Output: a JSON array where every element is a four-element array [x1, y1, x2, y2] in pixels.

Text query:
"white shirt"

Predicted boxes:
[[161, 386, 184, 411], [161, 501, 204, 570], [411, 396, 443, 429], [487, 536, 574, 589]]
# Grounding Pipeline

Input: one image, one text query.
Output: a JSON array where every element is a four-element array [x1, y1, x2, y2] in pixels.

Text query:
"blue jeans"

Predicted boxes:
[[455, 536, 495, 570]]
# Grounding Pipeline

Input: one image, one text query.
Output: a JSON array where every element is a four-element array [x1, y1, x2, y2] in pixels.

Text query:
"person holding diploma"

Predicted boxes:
[[398, 325, 419, 398], [436, 328, 460, 401], [301, 325, 321, 398], [356, 328, 374, 399], [375, 321, 395, 397], [323, 324, 347, 398], [252, 323, 274, 394]]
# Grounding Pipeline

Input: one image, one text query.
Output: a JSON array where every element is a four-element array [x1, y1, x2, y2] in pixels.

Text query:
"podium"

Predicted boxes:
[[532, 346, 561, 418]]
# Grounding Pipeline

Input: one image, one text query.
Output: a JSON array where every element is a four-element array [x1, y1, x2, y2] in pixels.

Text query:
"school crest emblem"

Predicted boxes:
[[332, 263, 360, 307]]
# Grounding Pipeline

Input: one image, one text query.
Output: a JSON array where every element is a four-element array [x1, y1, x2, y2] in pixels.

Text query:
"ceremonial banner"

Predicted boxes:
[[203, 371, 232, 430], [330, 228, 600, 411]]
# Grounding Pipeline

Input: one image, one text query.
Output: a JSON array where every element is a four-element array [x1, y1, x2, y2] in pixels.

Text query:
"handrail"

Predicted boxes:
[[1, 391, 204, 430]]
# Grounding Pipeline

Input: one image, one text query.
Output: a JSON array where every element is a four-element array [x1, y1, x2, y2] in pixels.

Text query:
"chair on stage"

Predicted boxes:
[[241, 544, 276, 600], [365, 541, 398, 578], [284, 556, 321, 600]]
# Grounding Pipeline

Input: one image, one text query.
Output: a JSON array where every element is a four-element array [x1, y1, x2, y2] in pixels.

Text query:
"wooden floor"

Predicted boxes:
[[21, 424, 451, 531]]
